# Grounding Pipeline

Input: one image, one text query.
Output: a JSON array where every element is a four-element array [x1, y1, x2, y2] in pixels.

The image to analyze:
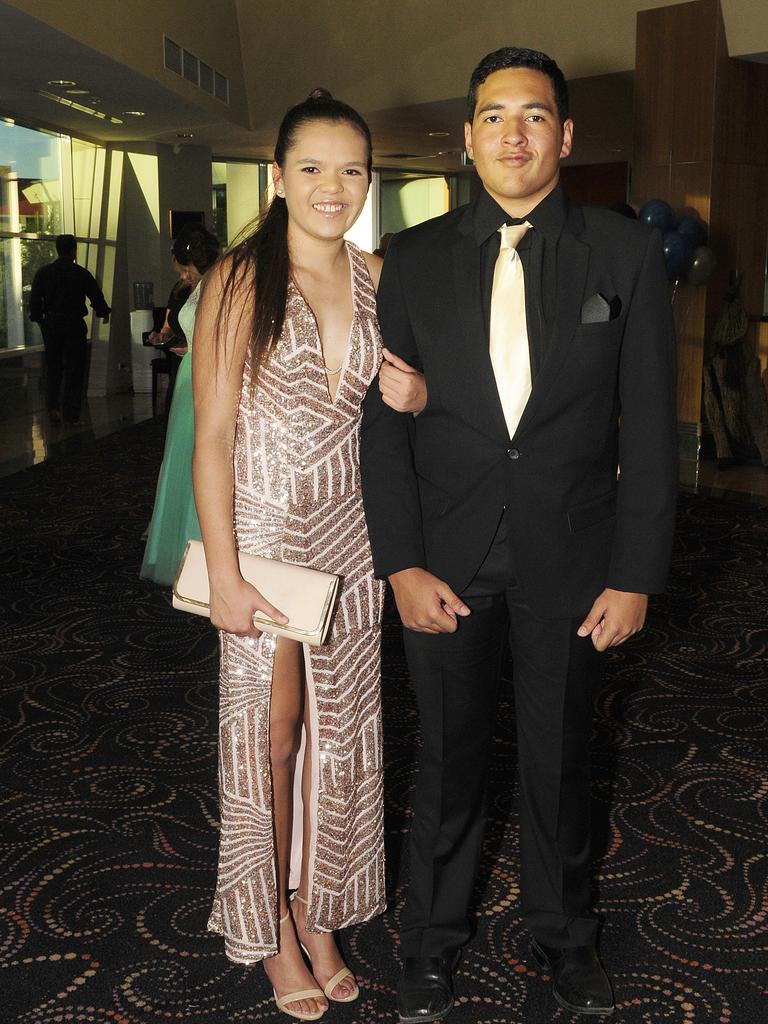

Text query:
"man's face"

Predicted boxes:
[[464, 67, 573, 217]]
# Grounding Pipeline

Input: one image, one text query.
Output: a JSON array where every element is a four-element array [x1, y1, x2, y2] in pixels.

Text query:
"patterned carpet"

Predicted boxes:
[[1, 417, 766, 1024]]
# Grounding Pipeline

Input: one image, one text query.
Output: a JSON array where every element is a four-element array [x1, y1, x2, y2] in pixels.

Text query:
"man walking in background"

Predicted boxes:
[[361, 46, 677, 1021], [30, 233, 110, 426]]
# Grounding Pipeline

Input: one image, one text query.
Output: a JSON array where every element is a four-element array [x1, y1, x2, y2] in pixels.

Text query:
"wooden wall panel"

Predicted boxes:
[[634, 6, 677, 167], [670, 0, 718, 165], [714, 53, 768, 167], [674, 286, 709, 423], [632, 0, 768, 440], [753, 322, 768, 371], [559, 162, 629, 206], [669, 162, 712, 223]]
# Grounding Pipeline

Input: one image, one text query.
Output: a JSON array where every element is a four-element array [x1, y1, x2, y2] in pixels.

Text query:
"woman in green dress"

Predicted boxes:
[[140, 224, 220, 585]]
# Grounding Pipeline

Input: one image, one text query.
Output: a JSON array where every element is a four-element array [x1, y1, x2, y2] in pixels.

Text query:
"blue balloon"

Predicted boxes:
[[639, 199, 675, 233], [687, 245, 716, 286], [663, 230, 695, 280], [676, 215, 707, 247]]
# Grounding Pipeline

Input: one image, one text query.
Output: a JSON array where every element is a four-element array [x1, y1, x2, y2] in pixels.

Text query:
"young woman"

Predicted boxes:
[[140, 223, 220, 585], [192, 91, 425, 1020]]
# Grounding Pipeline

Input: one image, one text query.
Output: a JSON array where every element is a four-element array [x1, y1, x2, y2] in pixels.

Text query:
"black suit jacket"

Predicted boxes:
[[360, 189, 678, 619], [29, 258, 110, 326]]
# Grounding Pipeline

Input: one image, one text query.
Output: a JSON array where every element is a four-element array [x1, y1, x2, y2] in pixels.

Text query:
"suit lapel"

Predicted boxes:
[[450, 211, 509, 439], [514, 204, 590, 439]]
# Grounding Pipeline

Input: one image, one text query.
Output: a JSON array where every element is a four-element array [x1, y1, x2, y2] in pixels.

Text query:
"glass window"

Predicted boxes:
[[211, 160, 266, 246], [72, 138, 103, 239], [1, 121, 66, 350], [0, 229, 58, 348], [0, 120, 63, 234], [0, 118, 111, 351], [380, 172, 451, 236], [344, 172, 378, 253]]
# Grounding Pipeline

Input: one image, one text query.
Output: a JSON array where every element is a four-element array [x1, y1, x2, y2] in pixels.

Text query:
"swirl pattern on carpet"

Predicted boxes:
[[0, 417, 766, 1022]]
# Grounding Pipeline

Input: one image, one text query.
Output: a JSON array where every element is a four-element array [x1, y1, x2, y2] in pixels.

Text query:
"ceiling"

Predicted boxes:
[[0, 0, 647, 173]]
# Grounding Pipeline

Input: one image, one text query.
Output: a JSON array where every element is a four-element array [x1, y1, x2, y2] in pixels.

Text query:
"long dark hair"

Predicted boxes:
[[217, 89, 372, 384]]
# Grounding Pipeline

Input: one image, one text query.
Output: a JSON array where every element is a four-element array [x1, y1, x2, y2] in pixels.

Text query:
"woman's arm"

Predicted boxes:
[[192, 261, 287, 637]]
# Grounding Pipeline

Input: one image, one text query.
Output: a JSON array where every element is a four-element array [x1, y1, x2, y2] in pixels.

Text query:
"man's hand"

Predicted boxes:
[[577, 588, 648, 651], [379, 348, 427, 415], [389, 567, 470, 634]]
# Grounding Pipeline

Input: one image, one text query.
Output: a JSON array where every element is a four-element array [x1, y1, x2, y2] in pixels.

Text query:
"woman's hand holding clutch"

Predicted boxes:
[[210, 577, 288, 639]]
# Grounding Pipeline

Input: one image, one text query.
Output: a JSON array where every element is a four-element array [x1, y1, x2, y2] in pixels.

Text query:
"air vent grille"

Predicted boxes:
[[164, 36, 229, 104]]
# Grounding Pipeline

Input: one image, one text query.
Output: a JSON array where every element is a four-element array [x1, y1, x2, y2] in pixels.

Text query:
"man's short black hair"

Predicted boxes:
[[467, 47, 570, 125], [55, 233, 77, 258]]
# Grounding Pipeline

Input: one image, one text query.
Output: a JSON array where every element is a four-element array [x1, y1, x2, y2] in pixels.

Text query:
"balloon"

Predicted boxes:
[[662, 230, 695, 280], [687, 245, 716, 286], [676, 215, 707, 247], [639, 199, 675, 233]]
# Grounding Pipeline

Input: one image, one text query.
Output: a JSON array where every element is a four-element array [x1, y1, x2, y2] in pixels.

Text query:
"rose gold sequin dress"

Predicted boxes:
[[207, 242, 386, 964]]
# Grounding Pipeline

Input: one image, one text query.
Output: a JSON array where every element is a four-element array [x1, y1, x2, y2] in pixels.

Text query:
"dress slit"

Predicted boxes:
[[288, 644, 321, 901]]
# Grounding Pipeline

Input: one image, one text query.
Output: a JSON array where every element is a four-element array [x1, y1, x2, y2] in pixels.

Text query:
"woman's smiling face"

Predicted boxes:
[[273, 120, 371, 244]]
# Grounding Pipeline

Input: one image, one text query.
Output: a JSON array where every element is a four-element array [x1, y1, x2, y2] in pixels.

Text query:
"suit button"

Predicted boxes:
[[506, 446, 520, 460]]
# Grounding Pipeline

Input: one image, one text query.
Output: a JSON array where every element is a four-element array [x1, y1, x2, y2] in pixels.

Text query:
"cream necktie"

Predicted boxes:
[[489, 221, 533, 437]]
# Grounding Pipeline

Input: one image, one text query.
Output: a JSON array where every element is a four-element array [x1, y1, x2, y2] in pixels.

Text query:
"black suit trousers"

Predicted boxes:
[[42, 320, 88, 421], [400, 515, 602, 958]]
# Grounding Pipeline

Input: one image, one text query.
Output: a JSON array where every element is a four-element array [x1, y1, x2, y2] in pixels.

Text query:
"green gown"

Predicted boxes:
[[140, 282, 201, 585]]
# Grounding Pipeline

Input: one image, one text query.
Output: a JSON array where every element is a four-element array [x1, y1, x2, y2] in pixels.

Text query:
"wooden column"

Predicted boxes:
[[632, 0, 768, 460]]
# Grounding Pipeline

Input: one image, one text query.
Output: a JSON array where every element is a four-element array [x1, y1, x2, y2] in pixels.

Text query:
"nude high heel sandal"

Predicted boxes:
[[290, 893, 360, 1003], [273, 910, 327, 1021]]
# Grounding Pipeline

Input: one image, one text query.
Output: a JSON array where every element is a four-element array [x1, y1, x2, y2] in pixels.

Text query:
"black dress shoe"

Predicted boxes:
[[531, 941, 614, 1016], [397, 956, 454, 1023]]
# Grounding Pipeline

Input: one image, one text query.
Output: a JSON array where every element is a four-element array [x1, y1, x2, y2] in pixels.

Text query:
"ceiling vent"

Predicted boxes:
[[164, 36, 229, 104]]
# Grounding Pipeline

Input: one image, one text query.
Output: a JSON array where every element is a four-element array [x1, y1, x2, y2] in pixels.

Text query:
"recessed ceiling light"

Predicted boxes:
[[65, 88, 90, 95], [176, 131, 194, 138], [428, 131, 450, 138], [123, 110, 146, 117], [47, 79, 76, 87]]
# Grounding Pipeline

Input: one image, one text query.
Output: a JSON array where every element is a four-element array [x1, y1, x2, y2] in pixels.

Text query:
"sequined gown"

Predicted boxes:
[[208, 243, 386, 963]]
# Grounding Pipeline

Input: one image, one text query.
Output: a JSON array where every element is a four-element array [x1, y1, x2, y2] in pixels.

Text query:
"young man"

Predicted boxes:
[[30, 234, 110, 425], [361, 47, 677, 1021]]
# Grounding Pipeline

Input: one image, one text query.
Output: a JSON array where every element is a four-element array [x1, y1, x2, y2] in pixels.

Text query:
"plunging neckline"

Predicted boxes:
[[290, 241, 356, 407]]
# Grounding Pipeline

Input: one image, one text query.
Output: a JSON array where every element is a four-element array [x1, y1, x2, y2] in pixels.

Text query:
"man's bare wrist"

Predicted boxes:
[[389, 567, 424, 588]]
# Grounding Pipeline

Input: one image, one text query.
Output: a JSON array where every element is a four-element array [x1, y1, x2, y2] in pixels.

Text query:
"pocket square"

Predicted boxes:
[[580, 293, 622, 324]]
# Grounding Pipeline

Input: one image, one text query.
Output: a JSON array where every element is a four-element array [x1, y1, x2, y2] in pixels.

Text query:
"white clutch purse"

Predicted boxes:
[[172, 539, 340, 646]]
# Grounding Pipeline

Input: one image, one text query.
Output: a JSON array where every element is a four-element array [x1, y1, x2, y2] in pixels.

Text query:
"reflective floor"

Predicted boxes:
[[0, 349, 155, 479], [2, 348, 767, 504]]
